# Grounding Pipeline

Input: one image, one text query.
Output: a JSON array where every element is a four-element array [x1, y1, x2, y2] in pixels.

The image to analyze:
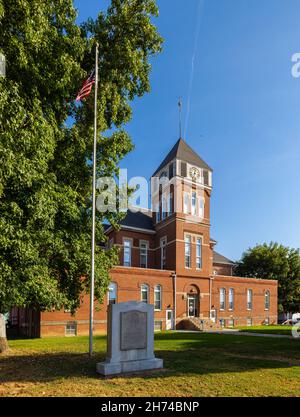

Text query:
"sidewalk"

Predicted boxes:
[[174, 329, 297, 339]]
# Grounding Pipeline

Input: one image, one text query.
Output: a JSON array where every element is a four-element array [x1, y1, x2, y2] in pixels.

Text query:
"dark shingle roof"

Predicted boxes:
[[213, 251, 235, 265], [153, 138, 212, 176], [119, 209, 155, 231]]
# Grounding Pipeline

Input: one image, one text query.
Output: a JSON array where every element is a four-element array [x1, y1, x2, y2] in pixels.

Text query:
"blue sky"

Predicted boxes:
[[74, 0, 300, 261]]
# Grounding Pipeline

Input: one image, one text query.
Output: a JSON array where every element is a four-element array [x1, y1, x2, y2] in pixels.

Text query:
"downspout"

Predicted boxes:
[[172, 272, 177, 330], [209, 276, 213, 319]]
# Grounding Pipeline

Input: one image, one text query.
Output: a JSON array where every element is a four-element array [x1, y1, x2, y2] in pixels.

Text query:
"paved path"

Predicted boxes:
[[174, 329, 298, 339]]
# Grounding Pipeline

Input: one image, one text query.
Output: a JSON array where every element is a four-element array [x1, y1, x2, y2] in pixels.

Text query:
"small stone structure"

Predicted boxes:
[[97, 301, 163, 376]]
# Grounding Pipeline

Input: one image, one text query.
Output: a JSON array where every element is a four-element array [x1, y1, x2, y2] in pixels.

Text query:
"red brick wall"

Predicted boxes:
[[213, 263, 233, 276], [212, 275, 278, 326], [40, 267, 174, 337]]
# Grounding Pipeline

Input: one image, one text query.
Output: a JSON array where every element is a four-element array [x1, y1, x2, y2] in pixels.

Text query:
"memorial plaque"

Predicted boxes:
[[96, 301, 163, 376], [120, 310, 147, 351]]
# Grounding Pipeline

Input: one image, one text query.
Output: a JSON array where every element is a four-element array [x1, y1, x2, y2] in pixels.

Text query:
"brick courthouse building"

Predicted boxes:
[[11, 138, 278, 337]]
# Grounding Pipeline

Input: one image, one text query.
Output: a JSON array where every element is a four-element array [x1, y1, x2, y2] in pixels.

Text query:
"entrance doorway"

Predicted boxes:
[[166, 309, 173, 330], [188, 294, 199, 317]]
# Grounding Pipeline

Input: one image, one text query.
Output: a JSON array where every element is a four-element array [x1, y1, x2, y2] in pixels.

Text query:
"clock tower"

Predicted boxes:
[[151, 138, 213, 277]]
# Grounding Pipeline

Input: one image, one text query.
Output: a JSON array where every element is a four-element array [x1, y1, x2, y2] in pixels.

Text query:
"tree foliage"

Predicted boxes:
[[235, 242, 300, 313], [0, 0, 162, 315]]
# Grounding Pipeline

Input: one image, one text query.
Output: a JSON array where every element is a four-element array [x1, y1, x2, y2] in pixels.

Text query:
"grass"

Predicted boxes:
[[0, 332, 300, 397], [237, 325, 294, 336]]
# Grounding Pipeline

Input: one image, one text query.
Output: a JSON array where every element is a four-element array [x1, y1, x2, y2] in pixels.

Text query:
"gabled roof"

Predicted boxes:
[[152, 138, 213, 176], [213, 251, 235, 265]]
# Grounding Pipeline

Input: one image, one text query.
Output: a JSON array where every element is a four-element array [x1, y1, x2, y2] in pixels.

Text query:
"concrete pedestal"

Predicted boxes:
[[96, 301, 163, 376]]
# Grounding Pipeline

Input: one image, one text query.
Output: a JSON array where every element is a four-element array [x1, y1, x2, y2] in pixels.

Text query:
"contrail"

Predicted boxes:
[[184, 0, 205, 139]]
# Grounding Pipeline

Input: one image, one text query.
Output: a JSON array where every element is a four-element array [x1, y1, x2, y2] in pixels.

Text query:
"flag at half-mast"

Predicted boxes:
[[76, 69, 96, 101]]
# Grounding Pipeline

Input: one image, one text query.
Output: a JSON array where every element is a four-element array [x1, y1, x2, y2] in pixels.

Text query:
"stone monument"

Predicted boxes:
[[96, 301, 163, 376]]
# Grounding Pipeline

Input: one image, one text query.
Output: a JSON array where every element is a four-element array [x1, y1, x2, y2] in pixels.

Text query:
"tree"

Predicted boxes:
[[235, 242, 300, 314], [0, 0, 162, 352]]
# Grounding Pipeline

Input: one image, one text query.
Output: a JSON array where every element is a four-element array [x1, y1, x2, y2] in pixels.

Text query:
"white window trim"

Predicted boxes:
[[154, 284, 162, 311], [141, 283, 149, 303], [139, 240, 148, 268], [247, 289, 253, 310], [191, 191, 197, 216], [185, 234, 192, 269], [123, 237, 132, 267], [220, 288, 226, 311], [183, 192, 190, 214], [228, 288, 234, 311], [264, 290, 270, 311], [195, 236, 202, 270], [198, 196, 205, 219]]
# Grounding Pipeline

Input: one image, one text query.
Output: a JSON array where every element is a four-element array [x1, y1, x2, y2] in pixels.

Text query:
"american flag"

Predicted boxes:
[[76, 70, 96, 101]]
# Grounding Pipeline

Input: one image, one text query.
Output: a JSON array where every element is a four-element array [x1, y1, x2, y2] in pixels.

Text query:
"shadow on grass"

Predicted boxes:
[[0, 348, 298, 384]]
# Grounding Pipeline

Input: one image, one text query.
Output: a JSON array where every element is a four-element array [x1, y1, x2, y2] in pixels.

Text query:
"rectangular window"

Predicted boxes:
[[160, 238, 166, 269], [185, 235, 191, 268], [154, 320, 163, 332], [140, 241, 148, 268], [198, 197, 205, 219], [66, 321, 77, 336], [229, 288, 234, 310], [183, 192, 189, 214], [154, 285, 162, 310], [247, 289, 253, 310], [191, 191, 197, 215], [196, 237, 202, 269], [265, 291, 270, 310], [264, 317, 270, 325], [168, 192, 173, 216], [247, 318, 252, 327], [181, 162, 187, 177], [156, 203, 160, 222], [162, 195, 167, 220], [220, 288, 226, 310], [123, 239, 131, 267]]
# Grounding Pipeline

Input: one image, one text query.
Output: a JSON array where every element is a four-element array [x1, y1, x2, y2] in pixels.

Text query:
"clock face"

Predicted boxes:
[[190, 167, 200, 180]]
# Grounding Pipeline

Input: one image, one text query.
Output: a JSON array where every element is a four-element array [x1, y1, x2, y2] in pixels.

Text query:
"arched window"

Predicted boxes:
[[220, 288, 226, 310], [141, 284, 149, 303], [154, 285, 162, 310], [265, 290, 270, 310], [247, 289, 253, 310], [108, 282, 117, 305]]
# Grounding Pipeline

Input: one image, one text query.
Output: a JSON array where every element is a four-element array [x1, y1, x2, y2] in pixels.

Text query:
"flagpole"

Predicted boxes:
[[89, 42, 99, 357]]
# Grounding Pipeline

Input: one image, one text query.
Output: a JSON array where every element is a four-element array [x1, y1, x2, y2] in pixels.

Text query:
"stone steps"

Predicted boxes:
[[176, 317, 221, 332]]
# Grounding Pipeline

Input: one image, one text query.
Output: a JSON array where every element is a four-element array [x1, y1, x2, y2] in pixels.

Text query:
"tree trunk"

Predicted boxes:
[[0, 313, 8, 354]]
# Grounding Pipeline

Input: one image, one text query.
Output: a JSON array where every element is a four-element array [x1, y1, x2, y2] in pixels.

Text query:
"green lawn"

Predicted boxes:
[[237, 325, 294, 336], [0, 332, 300, 397]]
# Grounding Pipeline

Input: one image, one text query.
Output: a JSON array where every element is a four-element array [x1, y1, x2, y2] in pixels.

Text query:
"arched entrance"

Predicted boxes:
[[186, 284, 200, 318]]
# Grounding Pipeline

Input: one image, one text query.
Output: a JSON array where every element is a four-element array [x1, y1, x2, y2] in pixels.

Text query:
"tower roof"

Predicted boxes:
[[152, 138, 212, 176]]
